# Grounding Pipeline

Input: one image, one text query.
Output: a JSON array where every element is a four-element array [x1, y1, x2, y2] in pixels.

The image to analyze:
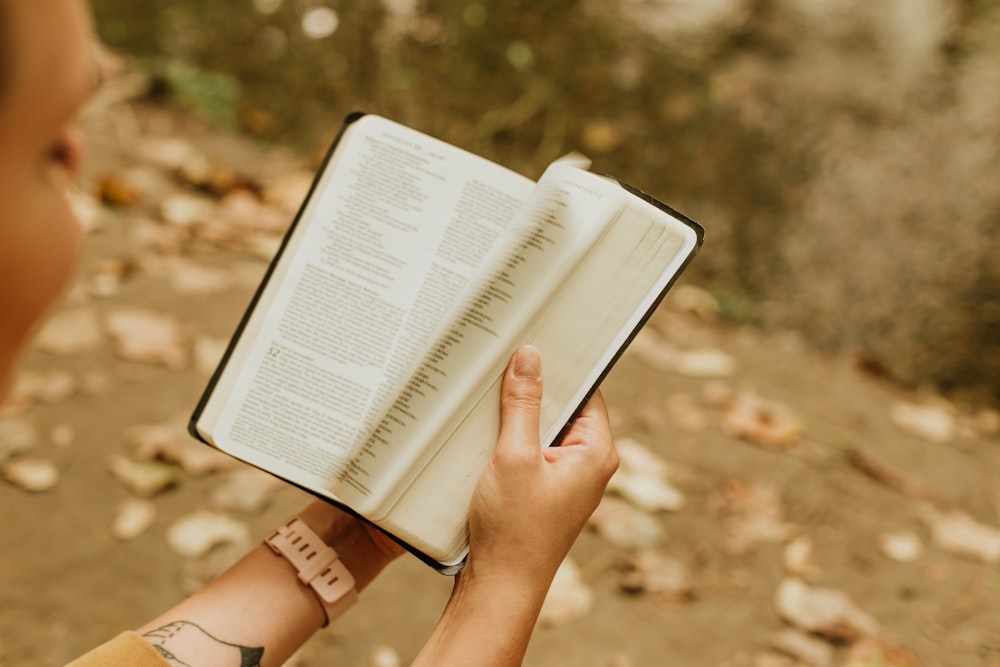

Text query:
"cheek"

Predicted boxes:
[[0, 183, 83, 348]]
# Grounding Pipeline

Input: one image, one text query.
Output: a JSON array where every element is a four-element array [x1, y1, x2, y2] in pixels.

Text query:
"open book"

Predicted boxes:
[[190, 113, 703, 571]]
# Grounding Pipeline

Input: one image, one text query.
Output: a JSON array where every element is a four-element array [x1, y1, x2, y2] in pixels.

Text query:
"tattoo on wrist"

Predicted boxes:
[[142, 621, 264, 667]]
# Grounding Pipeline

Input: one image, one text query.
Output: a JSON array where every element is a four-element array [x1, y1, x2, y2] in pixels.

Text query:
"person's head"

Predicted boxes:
[[0, 0, 94, 394]]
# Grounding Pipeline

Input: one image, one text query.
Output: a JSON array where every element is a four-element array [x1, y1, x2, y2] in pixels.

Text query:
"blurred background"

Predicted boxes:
[[3, 1, 1000, 666], [88, 0, 1000, 403]]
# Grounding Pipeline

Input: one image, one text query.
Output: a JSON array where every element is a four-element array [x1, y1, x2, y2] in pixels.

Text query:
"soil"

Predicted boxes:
[[1, 99, 999, 667]]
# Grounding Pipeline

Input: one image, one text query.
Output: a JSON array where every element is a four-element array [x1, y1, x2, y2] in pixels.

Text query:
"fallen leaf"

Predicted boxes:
[[775, 578, 879, 642], [127, 416, 234, 476], [588, 496, 665, 549], [538, 557, 594, 626], [701, 380, 735, 408], [668, 285, 719, 321], [625, 329, 677, 371], [111, 498, 157, 541], [160, 193, 217, 227], [105, 308, 189, 368], [2, 457, 60, 492], [889, 401, 955, 444], [615, 437, 672, 480], [209, 468, 282, 514], [137, 136, 202, 171], [13, 370, 78, 405], [783, 536, 818, 579], [917, 505, 1000, 564], [710, 481, 793, 554], [770, 628, 833, 667], [842, 639, 923, 667], [620, 549, 693, 600], [722, 391, 803, 448], [608, 470, 685, 512], [218, 190, 289, 234], [158, 258, 233, 295], [88, 257, 142, 298], [108, 455, 180, 497], [96, 172, 141, 206], [33, 307, 104, 356], [166, 510, 250, 559], [878, 529, 923, 563], [664, 392, 707, 432], [674, 347, 736, 378]]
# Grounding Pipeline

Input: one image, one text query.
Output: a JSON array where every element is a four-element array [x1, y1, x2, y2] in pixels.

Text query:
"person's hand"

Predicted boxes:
[[464, 344, 618, 592]]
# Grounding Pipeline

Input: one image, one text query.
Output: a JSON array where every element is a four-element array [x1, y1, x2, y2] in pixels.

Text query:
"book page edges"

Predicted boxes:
[[189, 112, 366, 447]]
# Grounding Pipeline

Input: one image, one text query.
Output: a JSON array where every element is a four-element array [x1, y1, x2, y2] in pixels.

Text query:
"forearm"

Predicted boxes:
[[412, 569, 550, 667], [136, 502, 400, 667]]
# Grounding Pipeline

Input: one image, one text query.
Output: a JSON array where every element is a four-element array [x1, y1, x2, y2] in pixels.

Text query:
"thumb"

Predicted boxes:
[[496, 345, 543, 461]]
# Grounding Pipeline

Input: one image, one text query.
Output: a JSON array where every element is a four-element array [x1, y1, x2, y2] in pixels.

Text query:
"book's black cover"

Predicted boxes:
[[189, 112, 704, 575]]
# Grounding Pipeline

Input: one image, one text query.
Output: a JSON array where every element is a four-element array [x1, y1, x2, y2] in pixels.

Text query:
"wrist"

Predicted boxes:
[[296, 501, 402, 590]]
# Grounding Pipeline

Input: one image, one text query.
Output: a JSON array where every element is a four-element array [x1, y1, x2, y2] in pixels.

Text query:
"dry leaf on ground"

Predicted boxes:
[[108, 455, 181, 497], [625, 329, 678, 371], [664, 392, 708, 432], [166, 510, 251, 559], [127, 416, 235, 476], [33, 307, 104, 356], [842, 639, 922, 667], [13, 370, 78, 406], [722, 391, 803, 449], [209, 468, 282, 515], [105, 308, 189, 369], [708, 480, 793, 554], [878, 529, 923, 563], [619, 549, 693, 600], [889, 401, 956, 444], [2, 457, 60, 492], [770, 628, 833, 667], [160, 193, 217, 227], [538, 557, 594, 626], [783, 536, 819, 579], [608, 470, 685, 512], [588, 496, 665, 549], [775, 577, 879, 642], [674, 347, 736, 378], [616, 437, 673, 479], [111, 498, 157, 541], [916, 504, 1000, 564]]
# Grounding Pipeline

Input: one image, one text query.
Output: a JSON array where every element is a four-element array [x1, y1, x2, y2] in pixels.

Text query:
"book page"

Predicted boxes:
[[338, 165, 627, 516], [382, 181, 699, 564], [203, 116, 534, 493]]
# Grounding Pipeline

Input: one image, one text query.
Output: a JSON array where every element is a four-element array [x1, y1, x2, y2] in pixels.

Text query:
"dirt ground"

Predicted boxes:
[[2, 95, 999, 667]]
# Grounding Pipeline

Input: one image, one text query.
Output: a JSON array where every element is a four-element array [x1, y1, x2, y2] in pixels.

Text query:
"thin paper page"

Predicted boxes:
[[341, 164, 627, 516], [208, 115, 533, 493]]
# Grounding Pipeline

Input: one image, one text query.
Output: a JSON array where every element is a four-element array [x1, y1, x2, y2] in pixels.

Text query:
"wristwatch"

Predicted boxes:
[[265, 517, 359, 626]]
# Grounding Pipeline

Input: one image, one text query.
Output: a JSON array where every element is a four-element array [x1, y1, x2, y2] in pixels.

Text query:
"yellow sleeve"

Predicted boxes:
[[65, 631, 171, 667]]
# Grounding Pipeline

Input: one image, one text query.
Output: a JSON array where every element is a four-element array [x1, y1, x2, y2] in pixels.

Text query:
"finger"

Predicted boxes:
[[560, 391, 611, 447], [496, 345, 544, 463]]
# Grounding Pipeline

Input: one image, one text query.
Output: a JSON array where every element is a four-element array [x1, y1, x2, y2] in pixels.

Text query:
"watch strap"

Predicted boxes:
[[265, 517, 358, 626]]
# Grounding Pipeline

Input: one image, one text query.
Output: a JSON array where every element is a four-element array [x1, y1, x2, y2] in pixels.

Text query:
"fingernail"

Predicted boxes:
[[513, 345, 540, 379]]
